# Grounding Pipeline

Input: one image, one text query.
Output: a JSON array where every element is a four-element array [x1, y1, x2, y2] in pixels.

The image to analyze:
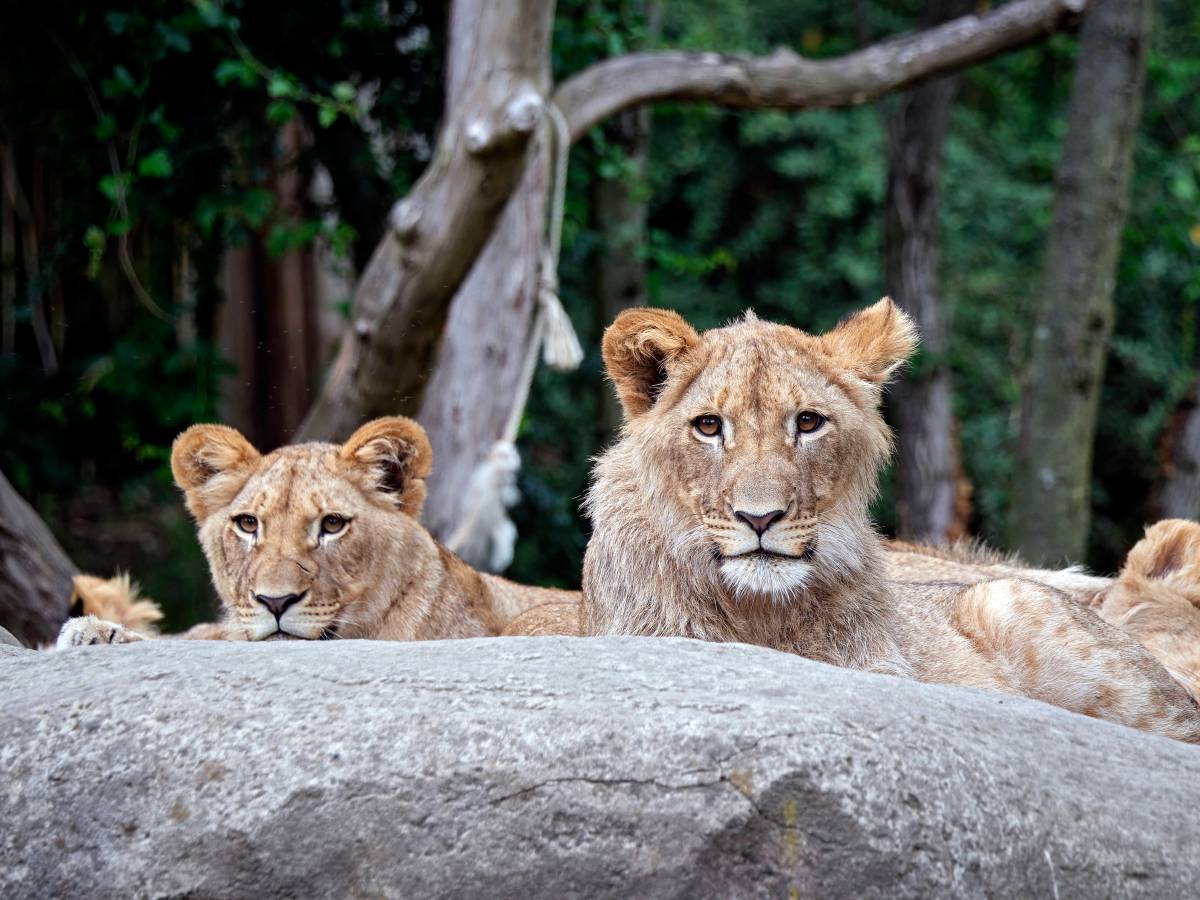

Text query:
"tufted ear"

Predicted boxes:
[[602, 308, 700, 418], [171, 425, 261, 520], [819, 297, 919, 386], [340, 416, 432, 516]]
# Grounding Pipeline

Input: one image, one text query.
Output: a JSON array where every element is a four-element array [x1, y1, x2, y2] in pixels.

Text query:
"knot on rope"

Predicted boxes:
[[443, 101, 580, 573], [445, 441, 522, 573]]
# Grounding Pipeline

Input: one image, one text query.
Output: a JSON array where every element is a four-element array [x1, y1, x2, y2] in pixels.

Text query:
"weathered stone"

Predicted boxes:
[[0, 625, 22, 649], [2, 636, 1197, 898]]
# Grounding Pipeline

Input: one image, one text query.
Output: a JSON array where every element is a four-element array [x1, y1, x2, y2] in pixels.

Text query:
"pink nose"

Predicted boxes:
[[734, 509, 786, 536]]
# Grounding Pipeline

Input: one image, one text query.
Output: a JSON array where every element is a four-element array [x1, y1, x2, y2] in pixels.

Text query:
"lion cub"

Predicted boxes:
[[582, 299, 1200, 743], [57, 417, 571, 646]]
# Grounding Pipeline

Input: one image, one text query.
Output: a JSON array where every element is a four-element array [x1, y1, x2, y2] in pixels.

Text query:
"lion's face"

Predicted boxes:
[[171, 418, 432, 641], [598, 299, 916, 601]]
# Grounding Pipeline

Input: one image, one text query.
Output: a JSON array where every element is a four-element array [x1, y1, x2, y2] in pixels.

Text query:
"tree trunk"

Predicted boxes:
[[218, 122, 321, 449], [594, 107, 652, 441], [295, 0, 555, 442], [1009, 0, 1153, 565], [1155, 378, 1200, 520], [418, 151, 548, 540], [885, 0, 972, 544], [0, 469, 74, 647]]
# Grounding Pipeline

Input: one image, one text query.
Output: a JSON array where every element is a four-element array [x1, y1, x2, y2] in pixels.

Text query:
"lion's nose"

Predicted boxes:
[[734, 509, 786, 536], [254, 592, 305, 621]]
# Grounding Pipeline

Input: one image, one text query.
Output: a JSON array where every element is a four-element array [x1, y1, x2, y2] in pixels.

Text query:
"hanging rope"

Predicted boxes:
[[446, 101, 582, 572]]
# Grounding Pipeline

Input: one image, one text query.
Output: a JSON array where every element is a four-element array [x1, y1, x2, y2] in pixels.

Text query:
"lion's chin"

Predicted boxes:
[[719, 553, 813, 602]]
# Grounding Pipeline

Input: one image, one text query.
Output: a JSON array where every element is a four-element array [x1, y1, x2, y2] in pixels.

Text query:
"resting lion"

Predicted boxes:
[[57, 417, 571, 646], [886, 521, 1200, 699], [581, 299, 1200, 742]]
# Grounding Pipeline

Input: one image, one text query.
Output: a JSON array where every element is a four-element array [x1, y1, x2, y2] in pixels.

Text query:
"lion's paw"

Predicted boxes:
[[55, 615, 146, 649]]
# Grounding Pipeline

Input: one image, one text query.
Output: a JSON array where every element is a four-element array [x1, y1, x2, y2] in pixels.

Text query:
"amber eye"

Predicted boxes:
[[320, 514, 348, 535], [234, 514, 258, 535], [797, 411, 826, 434], [693, 415, 723, 438]]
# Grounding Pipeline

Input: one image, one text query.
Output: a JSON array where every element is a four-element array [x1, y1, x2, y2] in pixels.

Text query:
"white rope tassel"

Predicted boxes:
[[538, 103, 582, 373], [445, 441, 522, 573], [538, 252, 583, 372], [445, 102, 578, 573]]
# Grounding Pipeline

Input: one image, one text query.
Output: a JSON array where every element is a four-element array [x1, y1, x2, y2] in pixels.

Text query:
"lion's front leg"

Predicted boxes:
[[55, 615, 148, 649], [953, 578, 1200, 743]]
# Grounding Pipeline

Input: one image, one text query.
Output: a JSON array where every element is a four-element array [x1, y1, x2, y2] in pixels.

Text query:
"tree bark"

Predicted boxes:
[[1155, 378, 1200, 520], [418, 150, 548, 540], [1009, 0, 1153, 565], [885, 0, 973, 544], [415, 0, 1090, 545], [218, 122, 321, 449], [0, 469, 74, 647], [295, 0, 556, 442], [594, 107, 652, 442]]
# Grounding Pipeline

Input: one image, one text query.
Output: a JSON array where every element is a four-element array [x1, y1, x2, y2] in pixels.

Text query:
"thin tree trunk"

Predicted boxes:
[[886, 0, 972, 543], [0, 469, 74, 647], [1156, 378, 1200, 520], [1009, 0, 1154, 564], [418, 150, 548, 539], [0, 144, 13, 356], [594, 107, 652, 441], [217, 123, 326, 448]]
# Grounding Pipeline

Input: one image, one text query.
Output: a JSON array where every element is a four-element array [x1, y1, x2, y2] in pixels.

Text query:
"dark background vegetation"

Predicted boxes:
[[1, 0, 1197, 629]]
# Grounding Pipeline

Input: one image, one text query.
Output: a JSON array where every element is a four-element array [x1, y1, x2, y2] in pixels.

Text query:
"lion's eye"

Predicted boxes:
[[320, 514, 348, 535], [234, 514, 258, 535], [797, 411, 826, 434], [693, 415, 723, 438]]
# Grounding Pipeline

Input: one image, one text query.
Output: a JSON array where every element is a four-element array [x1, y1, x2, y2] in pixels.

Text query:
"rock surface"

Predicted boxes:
[[2, 636, 1198, 899]]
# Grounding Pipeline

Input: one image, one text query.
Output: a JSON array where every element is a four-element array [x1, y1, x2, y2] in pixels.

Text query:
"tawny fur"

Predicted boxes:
[[885, 527, 1200, 700], [57, 417, 571, 648], [52, 573, 166, 648], [70, 573, 164, 632], [582, 299, 1200, 743], [1087, 520, 1200, 699], [502, 600, 583, 637]]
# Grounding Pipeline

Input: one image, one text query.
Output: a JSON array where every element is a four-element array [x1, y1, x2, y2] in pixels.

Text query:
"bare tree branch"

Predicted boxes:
[[554, 0, 1088, 142], [296, 0, 556, 441]]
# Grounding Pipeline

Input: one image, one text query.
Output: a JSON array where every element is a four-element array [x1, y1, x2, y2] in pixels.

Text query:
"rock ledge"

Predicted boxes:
[[2, 636, 1197, 898]]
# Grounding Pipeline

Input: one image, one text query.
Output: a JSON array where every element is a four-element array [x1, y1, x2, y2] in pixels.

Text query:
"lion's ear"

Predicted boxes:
[[602, 308, 700, 418], [340, 417, 432, 516], [1121, 520, 1200, 583], [819, 297, 918, 386], [171, 425, 261, 520]]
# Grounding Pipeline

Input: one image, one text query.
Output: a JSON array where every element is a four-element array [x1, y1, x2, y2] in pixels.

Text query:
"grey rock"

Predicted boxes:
[[0, 625, 25, 649], [2, 636, 1197, 899]]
